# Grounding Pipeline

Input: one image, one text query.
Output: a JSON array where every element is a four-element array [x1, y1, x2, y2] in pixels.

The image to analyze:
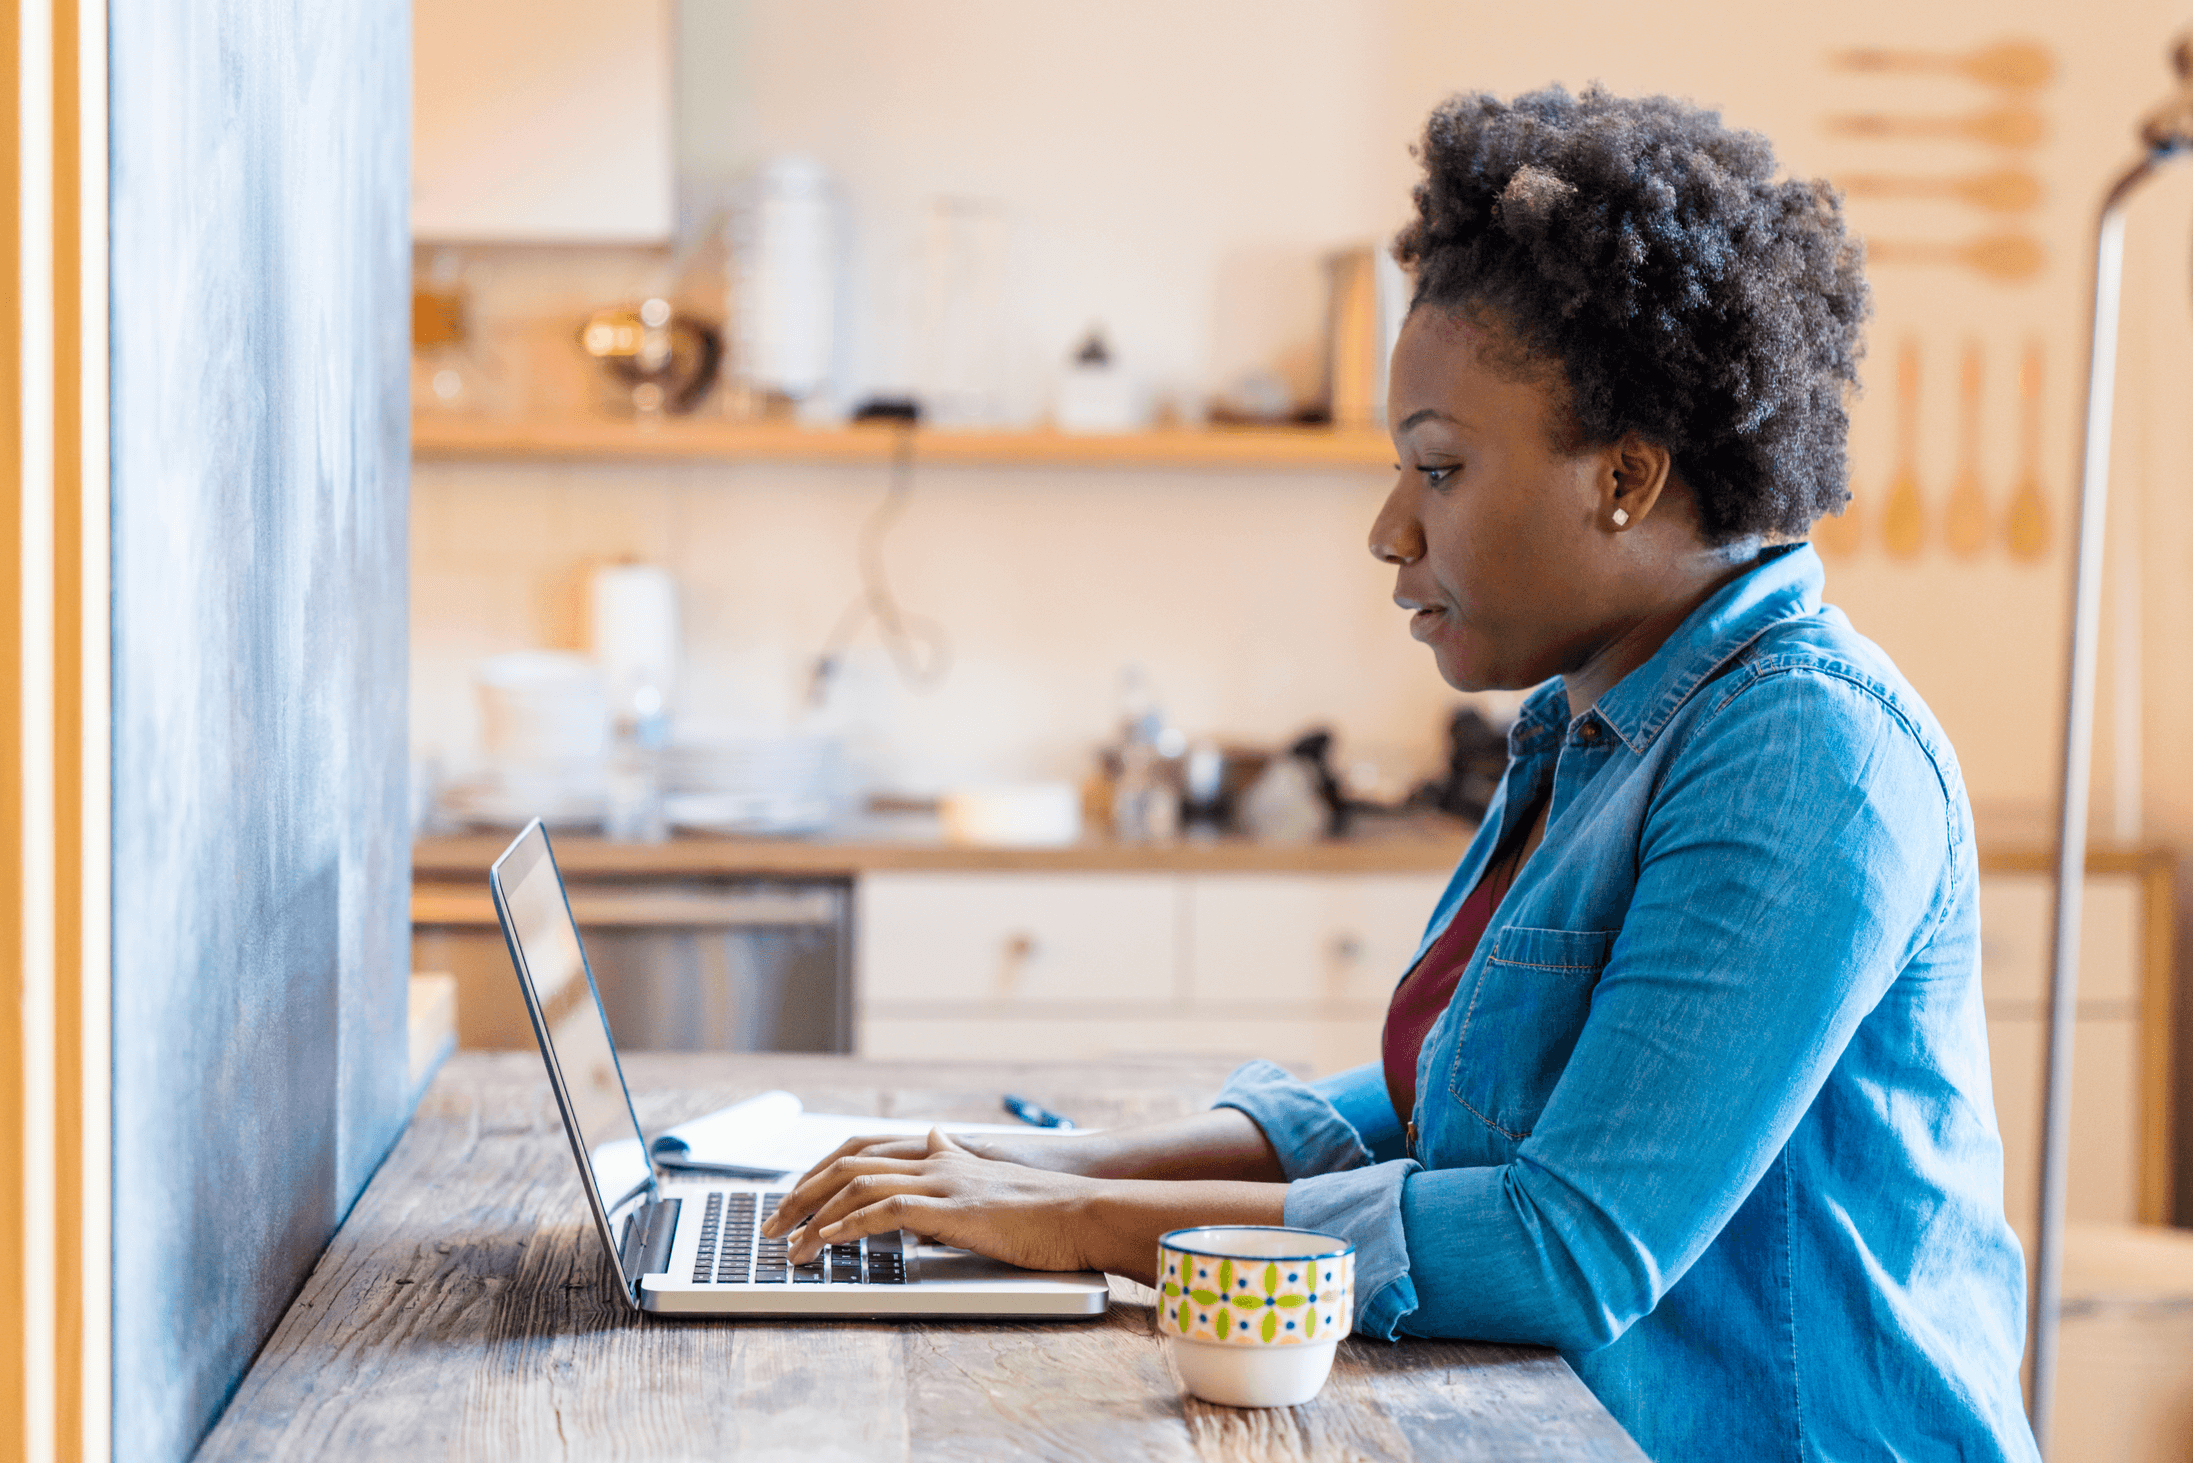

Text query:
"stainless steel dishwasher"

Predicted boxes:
[[412, 877, 852, 1053]]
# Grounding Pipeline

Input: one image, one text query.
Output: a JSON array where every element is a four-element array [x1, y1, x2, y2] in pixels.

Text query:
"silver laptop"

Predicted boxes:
[[490, 818, 1112, 1318]]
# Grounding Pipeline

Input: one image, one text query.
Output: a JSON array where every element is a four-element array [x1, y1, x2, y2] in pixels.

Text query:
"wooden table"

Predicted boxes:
[[198, 1053, 1645, 1461]]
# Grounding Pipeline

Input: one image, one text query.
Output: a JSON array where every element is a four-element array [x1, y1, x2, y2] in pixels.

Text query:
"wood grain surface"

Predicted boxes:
[[410, 414, 1397, 470], [196, 1053, 1644, 1462]]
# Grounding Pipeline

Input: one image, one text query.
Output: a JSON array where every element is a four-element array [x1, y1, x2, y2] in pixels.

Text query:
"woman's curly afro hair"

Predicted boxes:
[[1394, 85, 1870, 543]]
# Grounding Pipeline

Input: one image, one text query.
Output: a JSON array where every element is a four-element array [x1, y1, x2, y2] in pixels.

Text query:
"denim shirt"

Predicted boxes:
[[1216, 545, 2036, 1462]]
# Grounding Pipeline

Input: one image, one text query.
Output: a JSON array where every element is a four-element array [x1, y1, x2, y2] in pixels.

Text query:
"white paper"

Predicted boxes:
[[648, 1089, 1035, 1176]]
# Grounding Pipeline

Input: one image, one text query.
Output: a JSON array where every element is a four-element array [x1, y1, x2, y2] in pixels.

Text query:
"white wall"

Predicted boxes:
[[419, 0, 2193, 827], [413, 456, 1444, 793], [677, 1, 1407, 417]]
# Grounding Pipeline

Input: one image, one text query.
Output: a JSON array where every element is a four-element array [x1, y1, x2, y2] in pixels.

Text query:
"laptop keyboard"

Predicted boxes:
[[690, 1191, 909, 1286]]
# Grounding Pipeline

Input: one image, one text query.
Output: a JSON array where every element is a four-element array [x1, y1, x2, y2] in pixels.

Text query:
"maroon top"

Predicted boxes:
[[1381, 816, 1535, 1131]]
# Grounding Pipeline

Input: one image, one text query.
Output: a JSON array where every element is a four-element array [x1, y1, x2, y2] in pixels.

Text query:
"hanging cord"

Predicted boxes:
[[807, 429, 952, 705]]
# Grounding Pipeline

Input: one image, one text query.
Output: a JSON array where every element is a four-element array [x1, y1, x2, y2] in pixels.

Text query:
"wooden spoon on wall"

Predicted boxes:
[[1828, 104, 2048, 150], [2006, 339, 2053, 560], [1865, 233, 2047, 285], [1943, 341, 1990, 558], [1811, 485, 1864, 558], [1838, 168, 2044, 214], [1829, 39, 2058, 91], [1882, 339, 1926, 560]]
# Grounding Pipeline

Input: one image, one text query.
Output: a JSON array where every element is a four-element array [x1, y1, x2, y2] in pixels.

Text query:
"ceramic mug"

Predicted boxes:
[[1156, 1226, 1355, 1408]]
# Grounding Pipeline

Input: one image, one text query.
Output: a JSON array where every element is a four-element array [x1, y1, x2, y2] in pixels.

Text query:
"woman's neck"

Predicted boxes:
[[1560, 550, 1762, 718]]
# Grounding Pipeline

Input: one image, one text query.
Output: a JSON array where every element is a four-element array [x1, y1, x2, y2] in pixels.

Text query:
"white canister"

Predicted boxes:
[[587, 562, 679, 725]]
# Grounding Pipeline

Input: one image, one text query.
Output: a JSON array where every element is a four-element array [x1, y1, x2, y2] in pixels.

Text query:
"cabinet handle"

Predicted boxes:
[[998, 931, 1037, 994]]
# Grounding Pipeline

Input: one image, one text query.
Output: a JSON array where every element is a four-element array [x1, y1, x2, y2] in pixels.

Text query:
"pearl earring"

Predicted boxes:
[[1611, 508, 1630, 527]]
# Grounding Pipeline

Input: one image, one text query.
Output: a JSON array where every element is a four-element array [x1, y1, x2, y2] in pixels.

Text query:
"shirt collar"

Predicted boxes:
[[1507, 542, 1823, 757]]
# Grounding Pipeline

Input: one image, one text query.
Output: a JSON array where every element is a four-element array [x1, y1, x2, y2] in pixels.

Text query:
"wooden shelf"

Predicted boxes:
[[411, 413, 1395, 469]]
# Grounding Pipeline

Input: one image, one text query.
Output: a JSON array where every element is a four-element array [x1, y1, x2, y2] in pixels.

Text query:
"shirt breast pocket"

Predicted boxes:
[[1445, 925, 1619, 1142]]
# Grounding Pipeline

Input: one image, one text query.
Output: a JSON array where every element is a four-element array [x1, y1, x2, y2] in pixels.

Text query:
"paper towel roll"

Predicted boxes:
[[587, 562, 679, 717]]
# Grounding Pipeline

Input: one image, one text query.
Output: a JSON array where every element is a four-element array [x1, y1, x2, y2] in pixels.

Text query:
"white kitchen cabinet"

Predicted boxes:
[[856, 870, 1444, 1075], [1977, 867, 2173, 1239], [1187, 874, 1447, 1008], [857, 873, 1181, 1010]]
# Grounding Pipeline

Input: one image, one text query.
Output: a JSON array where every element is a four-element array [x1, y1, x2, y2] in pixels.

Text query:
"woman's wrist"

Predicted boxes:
[[1072, 1177, 1291, 1283], [968, 1110, 1285, 1185]]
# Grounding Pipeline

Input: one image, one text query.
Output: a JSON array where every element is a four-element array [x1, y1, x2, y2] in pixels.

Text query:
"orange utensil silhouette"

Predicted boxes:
[[1828, 104, 2047, 150], [1944, 342, 1990, 558], [1865, 233, 2047, 284], [1883, 339, 1926, 560], [1838, 168, 2044, 214], [1829, 39, 2058, 91], [1811, 491, 1865, 559], [2006, 339, 2053, 561]]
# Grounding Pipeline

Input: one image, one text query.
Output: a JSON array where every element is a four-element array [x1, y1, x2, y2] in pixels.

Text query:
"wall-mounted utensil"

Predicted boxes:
[[2006, 338, 2053, 561], [1883, 338, 1926, 559], [1811, 491, 1865, 559], [1828, 104, 2047, 149], [1944, 341, 1990, 558], [1837, 167, 2043, 214], [1829, 39, 2057, 91], [1864, 232, 2047, 284]]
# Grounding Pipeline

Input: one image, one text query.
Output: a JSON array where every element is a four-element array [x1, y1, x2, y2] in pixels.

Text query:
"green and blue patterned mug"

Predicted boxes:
[[1156, 1226, 1355, 1408]]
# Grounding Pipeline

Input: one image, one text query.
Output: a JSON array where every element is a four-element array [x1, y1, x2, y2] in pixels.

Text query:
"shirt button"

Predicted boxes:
[[1578, 722, 1599, 741]]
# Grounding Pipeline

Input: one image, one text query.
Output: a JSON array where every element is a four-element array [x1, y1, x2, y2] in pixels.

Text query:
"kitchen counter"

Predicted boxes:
[[412, 812, 1476, 881], [194, 1052, 1646, 1462]]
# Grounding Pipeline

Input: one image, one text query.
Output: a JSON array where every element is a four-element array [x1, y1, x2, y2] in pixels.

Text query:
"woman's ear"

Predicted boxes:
[[1602, 434, 1673, 530]]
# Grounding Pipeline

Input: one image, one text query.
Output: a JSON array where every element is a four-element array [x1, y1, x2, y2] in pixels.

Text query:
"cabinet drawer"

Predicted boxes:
[[1187, 875, 1447, 1007], [1990, 1014, 2141, 1243], [857, 873, 1180, 1008], [1979, 873, 2141, 1007]]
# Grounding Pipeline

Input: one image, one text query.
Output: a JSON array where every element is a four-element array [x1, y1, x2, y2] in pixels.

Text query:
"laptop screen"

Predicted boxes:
[[490, 822, 653, 1226]]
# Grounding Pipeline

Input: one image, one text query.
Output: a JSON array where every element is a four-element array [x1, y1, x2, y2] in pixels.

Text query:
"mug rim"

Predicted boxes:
[[1158, 1224, 1355, 1262]]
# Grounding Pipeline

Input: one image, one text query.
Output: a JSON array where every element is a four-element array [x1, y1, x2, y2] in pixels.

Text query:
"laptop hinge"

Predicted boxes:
[[618, 1194, 682, 1284]]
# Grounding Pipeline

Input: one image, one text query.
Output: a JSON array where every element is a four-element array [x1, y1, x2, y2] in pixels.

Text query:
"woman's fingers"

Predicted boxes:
[[761, 1154, 931, 1238], [786, 1170, 953, 1262], [788, 1134, 930, 1190], [816, 1194, 951, 1250]]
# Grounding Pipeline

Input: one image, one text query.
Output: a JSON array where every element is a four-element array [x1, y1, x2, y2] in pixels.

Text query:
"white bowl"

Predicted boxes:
[[938, 782, 1082, 847], [1171, 1335, 1339, 1408]]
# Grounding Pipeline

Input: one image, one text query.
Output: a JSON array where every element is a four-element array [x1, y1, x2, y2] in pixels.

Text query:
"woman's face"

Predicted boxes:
[[1370, 307, 1640, 693]]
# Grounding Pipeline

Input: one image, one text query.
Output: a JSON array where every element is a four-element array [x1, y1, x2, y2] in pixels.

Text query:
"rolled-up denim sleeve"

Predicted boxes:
[[1215, 1060, 1424, 1335], [1210, 1059, 1377, 1178], [1286, 1161, 1423, 1338]]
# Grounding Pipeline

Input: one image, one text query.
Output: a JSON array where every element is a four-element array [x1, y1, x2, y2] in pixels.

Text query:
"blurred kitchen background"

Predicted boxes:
[[405, 7, 2193, 1444]]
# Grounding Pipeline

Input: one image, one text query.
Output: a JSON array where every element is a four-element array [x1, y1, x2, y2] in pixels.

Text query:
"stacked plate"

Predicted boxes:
[[438, 652, 614, 830], [658, 735, 848, 836]]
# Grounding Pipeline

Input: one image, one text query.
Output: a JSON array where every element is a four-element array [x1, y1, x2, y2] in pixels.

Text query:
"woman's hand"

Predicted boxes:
[[761, 1128, 1105, 1272], [777, 1107, 1288, 1188], [756, 1126, 1292, 1282]]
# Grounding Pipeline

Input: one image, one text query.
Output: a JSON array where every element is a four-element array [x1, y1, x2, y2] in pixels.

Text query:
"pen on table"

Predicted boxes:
[[1001, 1093, 1076, 1130]]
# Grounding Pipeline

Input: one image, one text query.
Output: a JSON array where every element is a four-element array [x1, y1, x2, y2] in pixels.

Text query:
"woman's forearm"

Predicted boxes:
[[1074, 1178, 1291, 1283], [961, 1107, 1286, 1184]]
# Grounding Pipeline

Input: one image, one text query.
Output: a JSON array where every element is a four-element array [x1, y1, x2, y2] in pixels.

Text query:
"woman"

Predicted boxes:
[[761, 87, 2034, 1461]]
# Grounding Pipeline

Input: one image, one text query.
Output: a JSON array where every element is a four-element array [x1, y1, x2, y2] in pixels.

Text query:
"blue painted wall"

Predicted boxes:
[[107, 1, 410, 1457]]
